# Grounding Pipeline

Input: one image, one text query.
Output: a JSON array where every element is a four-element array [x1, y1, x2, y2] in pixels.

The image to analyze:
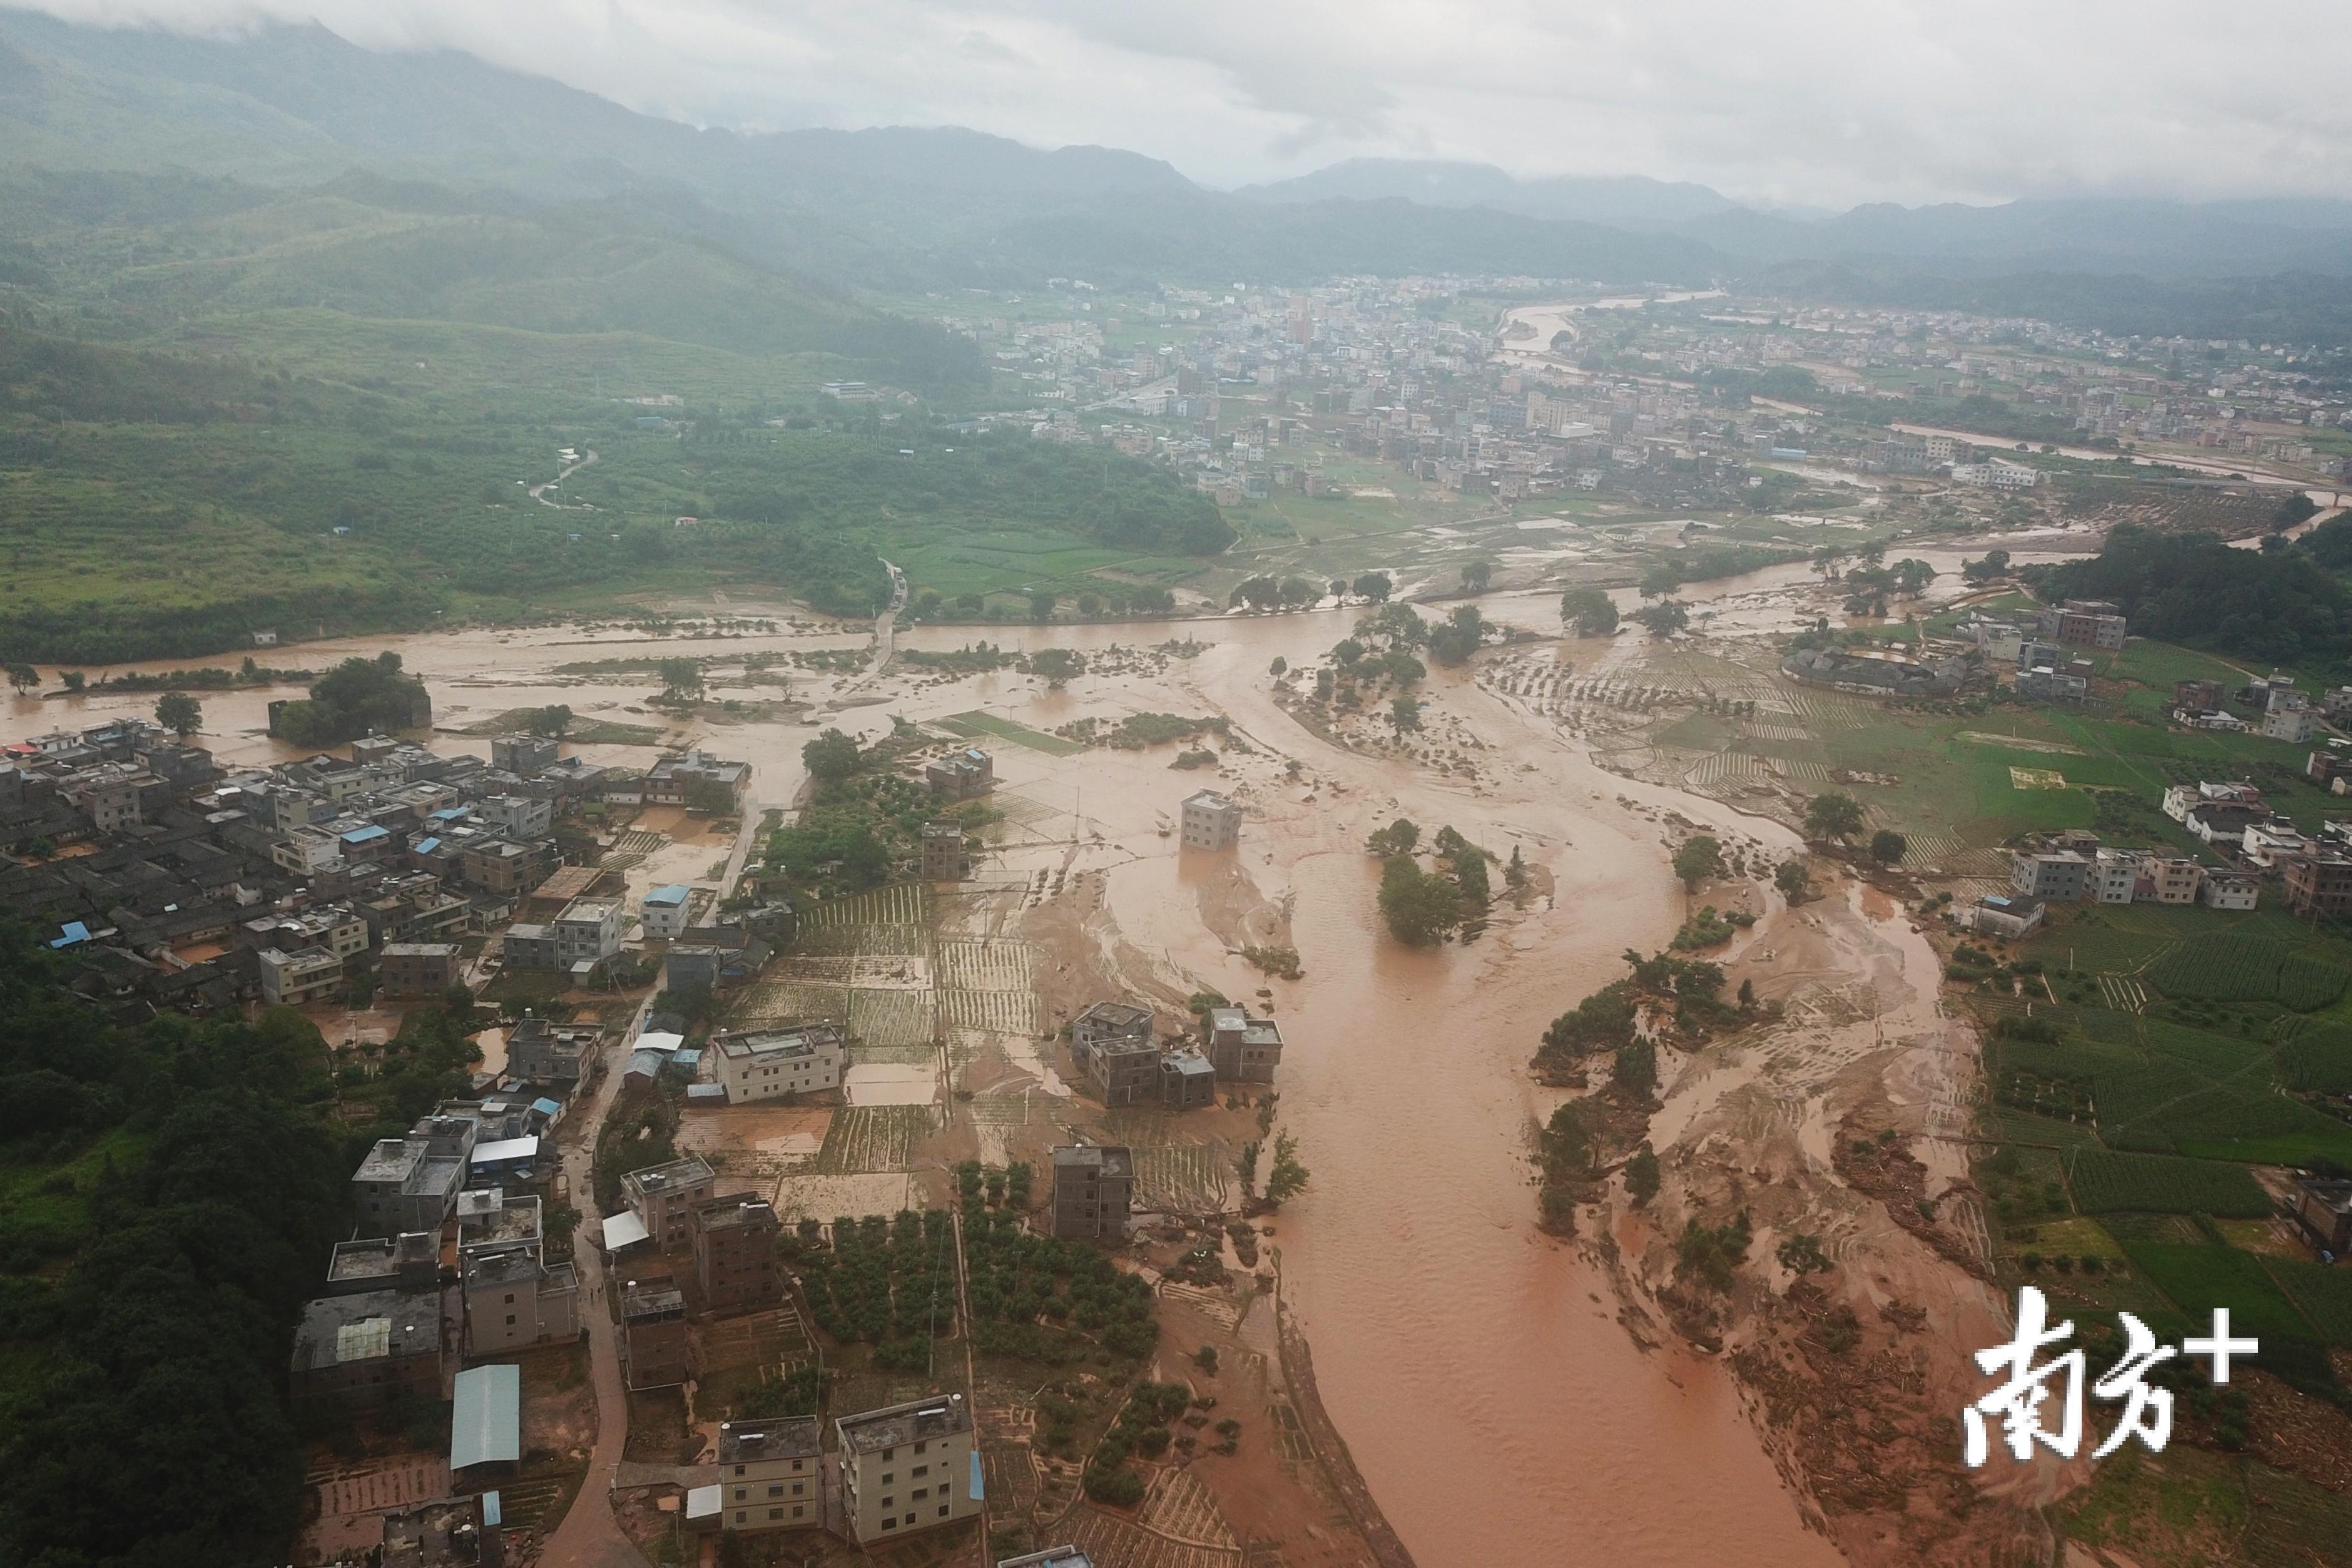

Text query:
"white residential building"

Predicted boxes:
[[1179, 790, 1242, 851], [712, 1025, 845, 1104]]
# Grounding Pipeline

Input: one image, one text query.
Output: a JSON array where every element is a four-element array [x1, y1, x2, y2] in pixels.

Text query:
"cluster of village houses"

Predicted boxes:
[[65, 713, 1265, 1568], [0, 712, 770, 1020]]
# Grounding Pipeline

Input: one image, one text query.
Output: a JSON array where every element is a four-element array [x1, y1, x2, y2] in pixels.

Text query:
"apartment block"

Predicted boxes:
[[835, 1395, 981, 1544], [1050, 1144, 1134, 1241], [692, 1196, 782, 1315], [1179, 789, 1242, 851], [712, 1024, 845, 1104], [622, 1155, 716, 1248], [713, 1418, 822, 1532]]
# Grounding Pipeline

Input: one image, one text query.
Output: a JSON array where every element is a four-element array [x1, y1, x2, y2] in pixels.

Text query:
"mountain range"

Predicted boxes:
[[3, 8, 2352, 339]]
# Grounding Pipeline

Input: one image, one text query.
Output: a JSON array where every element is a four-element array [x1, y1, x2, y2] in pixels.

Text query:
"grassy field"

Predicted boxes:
[[936, 711, 1086, 756], [2063, 1147, 2272, 1217]]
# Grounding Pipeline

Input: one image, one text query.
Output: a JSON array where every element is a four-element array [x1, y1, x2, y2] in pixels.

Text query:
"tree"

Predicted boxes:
[[1623, 1146, 1661, 1205], [1960, 548, 2012, 583], [1452, 845, 1490, 909], [1353, 571, 1393, 603], [1075, 592, 1103, 618], [1560, 587, 1619, 637], [1672, 835, 1721, 891], [656, 657, 703, 701], [1378, 855, 1467, 945], [5, 663, 38, 694], [1737, 978, 1756, 1009], [1614, 1037, 1658, 1099], [914, 589, 944, 619], [1461, 560, 1492, 593], [154, 691, 202, 738], [1268, 656, 1287, 676], [1426, 604, 1486, 666], [1891, 558, 1937, 596], [1031, 648, 1086, 686], [1265, 1133, 1310, 1204], [1505, 843, 1527, 890], [524, 703, 572, 738], [1331, 638, 1364, 668], [1774, 860, 1810, 902], [955, 591, 984, 613], [1390, 695, 1422, 733], [1027, 589, 1057, 622], [802, 728, 863, 783], [1366, 818, 1419, 856], [1805, 793, 1865, 842], [1634, 601, 1689, 636], [1236, 1141, 1261, 1196], [59, 671, 82, 692], [1869, 829, 1908, 865]]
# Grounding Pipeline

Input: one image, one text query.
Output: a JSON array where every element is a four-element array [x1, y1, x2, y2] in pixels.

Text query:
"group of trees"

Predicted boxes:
[[2030, 524, 2349, 666], [1803, 792, 1908, 864], [1560, 587, 1620, 637], [1370, 818, 1492, 944], [0, 925, 348, 1568], [270, 652, 429, 748]]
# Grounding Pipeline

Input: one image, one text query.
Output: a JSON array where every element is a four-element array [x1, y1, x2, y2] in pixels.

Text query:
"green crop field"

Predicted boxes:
[[2119, 1242, 2316, 1344], [2274, 1019, 2352, 1094], [2145, 934, 2350, 1010], [936, 711, 1086, 756], [2268, 1259, 2352, 1345], [2063, 1148, 2271, 1216]]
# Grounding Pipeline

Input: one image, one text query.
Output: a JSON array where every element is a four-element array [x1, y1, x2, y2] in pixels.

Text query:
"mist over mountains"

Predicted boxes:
[[3, 7, 2351, 341]]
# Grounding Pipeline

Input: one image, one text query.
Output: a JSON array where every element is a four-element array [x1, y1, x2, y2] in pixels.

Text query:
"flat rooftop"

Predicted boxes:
[[837, 1393, 971, 1454], [713, 1025, 843, 1063], [623, 1155, 715, 1196], [719, 1417, 820, 1464], [1052, 1144, 1133, 1178]]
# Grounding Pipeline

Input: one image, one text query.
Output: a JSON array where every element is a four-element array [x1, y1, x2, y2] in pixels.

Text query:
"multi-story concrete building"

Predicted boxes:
[[1159, 1047, 1217, 1108], [2138, 857, 2204, 905], [552, 897, 623, 972], [2090, 849, 2141, 904], [352, 1137, 467, 1236], [260, 945, 344, 1005], [835, 1395, 981, 1544], [477, 793, 553, 839], [1201, 1005, 1284, 1082], [639, 883, 692, 939], [692, 1196, 782, 1315], [2263, 692, 2315, 744], [2012, 850, 2090, 902], [621, 1283, 690, 1389], [2285, 854, 2352, 920], [622, 1155, 716, 1248], [491, 734, 561, 776], [2035, 598, 2127, 650], [462, 1247, 579, 1357], [919, 820, 965, 881], [506, 1016, 603, 1085], [380, 942, 462, 997], [1179, 789, 1241, 851], [712, 1025, 845, 1104], [925, 748, 994, 800], [1072, 1000, 1158, 1106], [646, 749, 750, 808], [2199, 870, 2261, 910], [290, 1288, 445, 1405], [1049, 1144, 1134, 1241], [713, 1418, 822, 1533]]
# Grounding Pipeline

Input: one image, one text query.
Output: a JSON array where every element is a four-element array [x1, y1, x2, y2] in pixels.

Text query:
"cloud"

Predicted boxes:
[[11, 0, 2352, 206]]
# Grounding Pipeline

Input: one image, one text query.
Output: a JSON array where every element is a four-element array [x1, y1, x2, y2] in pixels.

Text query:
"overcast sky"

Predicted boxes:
[[23, 0, 2352, 208]]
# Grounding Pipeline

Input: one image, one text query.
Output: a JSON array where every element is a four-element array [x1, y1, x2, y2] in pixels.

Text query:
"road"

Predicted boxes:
[[539, 990, 661, 1568], [528, 449, 600, 509]]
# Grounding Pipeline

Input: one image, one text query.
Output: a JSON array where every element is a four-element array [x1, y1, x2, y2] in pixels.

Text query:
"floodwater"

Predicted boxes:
[[11, 572, 1895, 1567]]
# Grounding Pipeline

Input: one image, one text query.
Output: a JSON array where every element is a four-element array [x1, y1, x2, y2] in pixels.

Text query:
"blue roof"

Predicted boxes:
[[481, 1493, 502, 1529], [51, 920, 90, 949], [413, 837, 441, 854], [686, 1082, 727, 1101], [429, 807, 469, 822], [450, 1363, 521, 1470], [671, 1048, 701, 1069], [969, 1449, 985, 1502], [644, 883, 690, 907], [531, 1097, 563, 1118], [341, 825, 390, 845]]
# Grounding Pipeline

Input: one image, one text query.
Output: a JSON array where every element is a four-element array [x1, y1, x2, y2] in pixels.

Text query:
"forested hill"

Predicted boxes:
[[0, 924, 349, 1568]]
